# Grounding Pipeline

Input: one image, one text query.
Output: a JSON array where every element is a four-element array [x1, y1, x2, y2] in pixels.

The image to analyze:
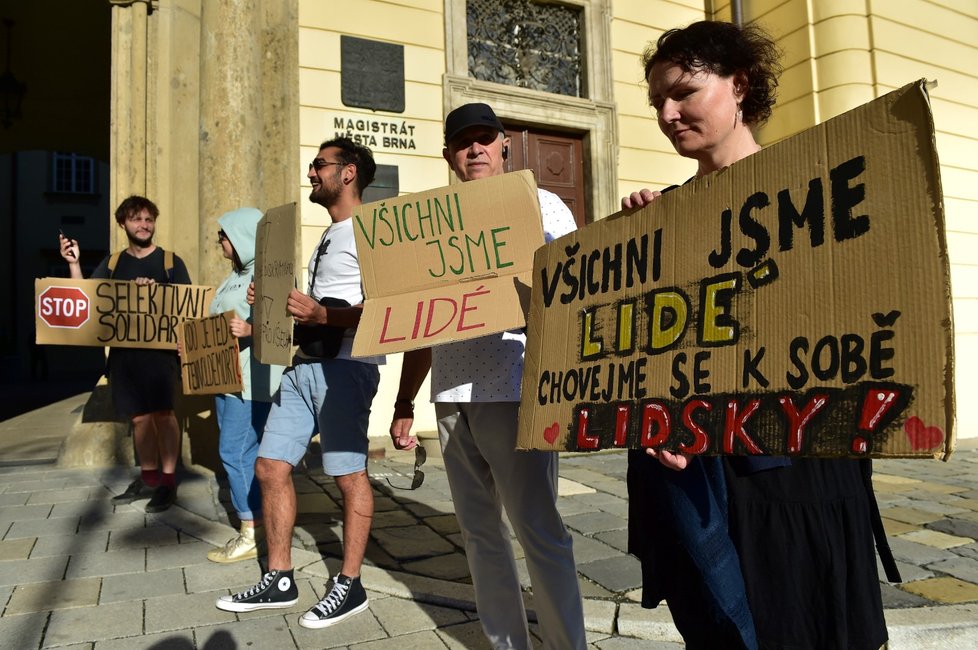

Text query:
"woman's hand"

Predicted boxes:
[[134, 277, 155, 286], [228, 316, 252, 338], [246, 282, 255, 306], [647, 447, 693, 471], [621, 188, 662, 210]]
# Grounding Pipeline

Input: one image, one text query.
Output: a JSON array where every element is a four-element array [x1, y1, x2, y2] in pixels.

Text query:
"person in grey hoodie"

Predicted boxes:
[[205, 207, 284, 563]]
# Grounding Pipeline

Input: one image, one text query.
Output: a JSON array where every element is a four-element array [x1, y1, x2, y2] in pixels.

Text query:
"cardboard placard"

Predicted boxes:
[[254, 203, 298, 366], [35, 278, 214, 350], [517, 81, 954, 459], [178, 311, 243, 395], [352, 170, 544, 356]]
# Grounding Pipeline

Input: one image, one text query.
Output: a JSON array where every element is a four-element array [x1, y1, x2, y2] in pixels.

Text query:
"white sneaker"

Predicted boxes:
[[299, 574, 368, 629], [207, 523, 261, 563], [215, 569, 299, 612]]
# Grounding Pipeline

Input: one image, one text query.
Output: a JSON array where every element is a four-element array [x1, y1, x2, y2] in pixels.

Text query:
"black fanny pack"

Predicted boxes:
[[293, 296, 350, 359]]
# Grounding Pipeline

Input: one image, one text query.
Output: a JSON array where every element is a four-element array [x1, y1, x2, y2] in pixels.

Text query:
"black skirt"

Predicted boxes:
[[724, 458, 888, 650]]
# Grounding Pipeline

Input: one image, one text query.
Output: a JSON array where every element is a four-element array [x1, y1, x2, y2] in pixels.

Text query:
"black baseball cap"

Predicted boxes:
[[444, 103, 505, 145]]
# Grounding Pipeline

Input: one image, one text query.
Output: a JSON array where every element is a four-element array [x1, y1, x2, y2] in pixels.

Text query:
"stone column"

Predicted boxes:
[[147, 0, 202, 277], [109, 0, 149, 251], [198, 0, 263, 288], [260, 0, 299, 209]]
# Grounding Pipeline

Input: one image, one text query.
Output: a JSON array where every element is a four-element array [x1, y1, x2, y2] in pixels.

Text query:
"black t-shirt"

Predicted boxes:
[[91, 247, 192, 284], [93, 247, 192, 385]]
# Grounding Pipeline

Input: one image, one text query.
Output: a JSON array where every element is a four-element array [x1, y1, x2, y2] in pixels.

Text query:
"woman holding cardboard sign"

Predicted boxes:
[[622, 21, 893, 650], [205, 208, 284, 563]]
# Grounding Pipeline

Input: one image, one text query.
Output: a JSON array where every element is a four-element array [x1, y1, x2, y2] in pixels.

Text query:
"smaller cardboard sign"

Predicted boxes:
[[352, 170, 544, 356], [35, 278, 214, 349], [178, 311, 243, 395], [254, 203, 298, 366]]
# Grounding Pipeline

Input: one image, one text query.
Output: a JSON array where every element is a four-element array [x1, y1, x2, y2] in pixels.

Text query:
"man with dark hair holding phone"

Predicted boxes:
[[60, 195, 191, 513], [389, 104, 587, 650], [216, 137, 384, 631]]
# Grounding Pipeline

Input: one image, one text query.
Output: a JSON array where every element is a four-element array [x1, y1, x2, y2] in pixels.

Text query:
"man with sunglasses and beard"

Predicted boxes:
[[59, 195, 191, 513], [215, 137, 385, 632], [389, 104, 586, 650]]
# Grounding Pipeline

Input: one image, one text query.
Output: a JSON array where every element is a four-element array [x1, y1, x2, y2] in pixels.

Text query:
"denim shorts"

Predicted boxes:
[[257, 359, 380, 477]]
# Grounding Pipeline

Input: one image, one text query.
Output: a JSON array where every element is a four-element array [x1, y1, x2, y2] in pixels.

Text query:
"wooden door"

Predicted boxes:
[[503, 127, 587, 227]]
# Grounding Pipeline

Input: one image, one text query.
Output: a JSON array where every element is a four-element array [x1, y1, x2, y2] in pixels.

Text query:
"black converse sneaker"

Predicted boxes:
[[298, 574, 368, 629], [215, 569, 299, 612]]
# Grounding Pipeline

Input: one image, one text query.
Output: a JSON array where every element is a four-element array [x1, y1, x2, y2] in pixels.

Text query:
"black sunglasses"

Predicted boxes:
[[386, 444, 426, 490], [217, 230, 228, 242], [309, 158, 346, 171]]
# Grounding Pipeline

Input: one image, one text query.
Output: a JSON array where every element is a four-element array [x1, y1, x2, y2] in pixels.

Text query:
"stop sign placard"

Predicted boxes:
[[38, 285, 91, 328]]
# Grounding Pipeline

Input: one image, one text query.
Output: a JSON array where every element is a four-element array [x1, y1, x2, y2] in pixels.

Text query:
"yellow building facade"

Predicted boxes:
[[111, 0, 978, 442]]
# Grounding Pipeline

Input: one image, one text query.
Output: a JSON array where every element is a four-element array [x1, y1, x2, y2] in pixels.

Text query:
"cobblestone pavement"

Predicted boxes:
[[1, 402, 977, 648]]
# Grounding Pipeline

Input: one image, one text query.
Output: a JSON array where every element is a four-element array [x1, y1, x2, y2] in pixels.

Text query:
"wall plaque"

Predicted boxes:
[[341, 36, 405, 113]]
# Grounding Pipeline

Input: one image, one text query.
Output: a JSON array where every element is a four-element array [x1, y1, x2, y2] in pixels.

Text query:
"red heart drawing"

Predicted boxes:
[[543, 422, 560, 444], [903, 416, 944, 451]]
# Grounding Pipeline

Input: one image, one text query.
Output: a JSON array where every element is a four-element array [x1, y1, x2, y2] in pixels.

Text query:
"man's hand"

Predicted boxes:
[[59, 234, 84, 279], [647, 447, 692, 471], [246, 282, 255, 306], [621, 188, 662, 210], [59, 234, 80, 263], [228, 316, 251, 338], [134, 277, 156, 286], [390, 401, 418, 450], [389, 348, 430, 451], [287, 289, 327, 325]]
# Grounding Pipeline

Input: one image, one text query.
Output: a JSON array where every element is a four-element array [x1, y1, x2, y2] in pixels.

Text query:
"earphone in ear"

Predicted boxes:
[[502, 146, 509, 160]]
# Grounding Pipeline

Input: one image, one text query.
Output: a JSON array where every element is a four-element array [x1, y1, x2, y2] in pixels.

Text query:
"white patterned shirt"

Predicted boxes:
[[430, 188, 577, 402]]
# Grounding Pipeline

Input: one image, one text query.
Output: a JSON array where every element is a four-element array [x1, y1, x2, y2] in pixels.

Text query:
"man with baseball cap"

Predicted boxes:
[[389, 103, 586, 649]]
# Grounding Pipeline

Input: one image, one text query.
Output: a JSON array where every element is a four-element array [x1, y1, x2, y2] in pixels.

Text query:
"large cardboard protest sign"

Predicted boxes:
[[254, 203, 298, 366], [352, 170, 545, 357], [517, 81, 954, 459], [178, 311, 243, 395], [35, 278, 214, 350]]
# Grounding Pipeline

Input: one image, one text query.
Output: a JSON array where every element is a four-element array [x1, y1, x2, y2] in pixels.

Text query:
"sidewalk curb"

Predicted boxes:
[[885, 603, 978, 648]]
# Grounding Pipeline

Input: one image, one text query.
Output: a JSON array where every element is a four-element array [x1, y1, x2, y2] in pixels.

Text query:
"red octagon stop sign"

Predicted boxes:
[[38, 286, 91, 328]]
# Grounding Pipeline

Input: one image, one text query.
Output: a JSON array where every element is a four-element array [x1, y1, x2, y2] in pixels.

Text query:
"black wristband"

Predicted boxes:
[[394, 398, 414, 410]]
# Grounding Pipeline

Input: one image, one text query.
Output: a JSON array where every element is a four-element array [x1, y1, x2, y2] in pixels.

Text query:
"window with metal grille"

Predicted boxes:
[[52, 152, 95, 194], [467, 0, 584, 98]]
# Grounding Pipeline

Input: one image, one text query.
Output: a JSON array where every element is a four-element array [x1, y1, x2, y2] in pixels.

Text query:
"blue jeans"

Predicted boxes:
[[215, 394, 271, 520], [628, 453, 758, 650], [662, 456, 757, 649]]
